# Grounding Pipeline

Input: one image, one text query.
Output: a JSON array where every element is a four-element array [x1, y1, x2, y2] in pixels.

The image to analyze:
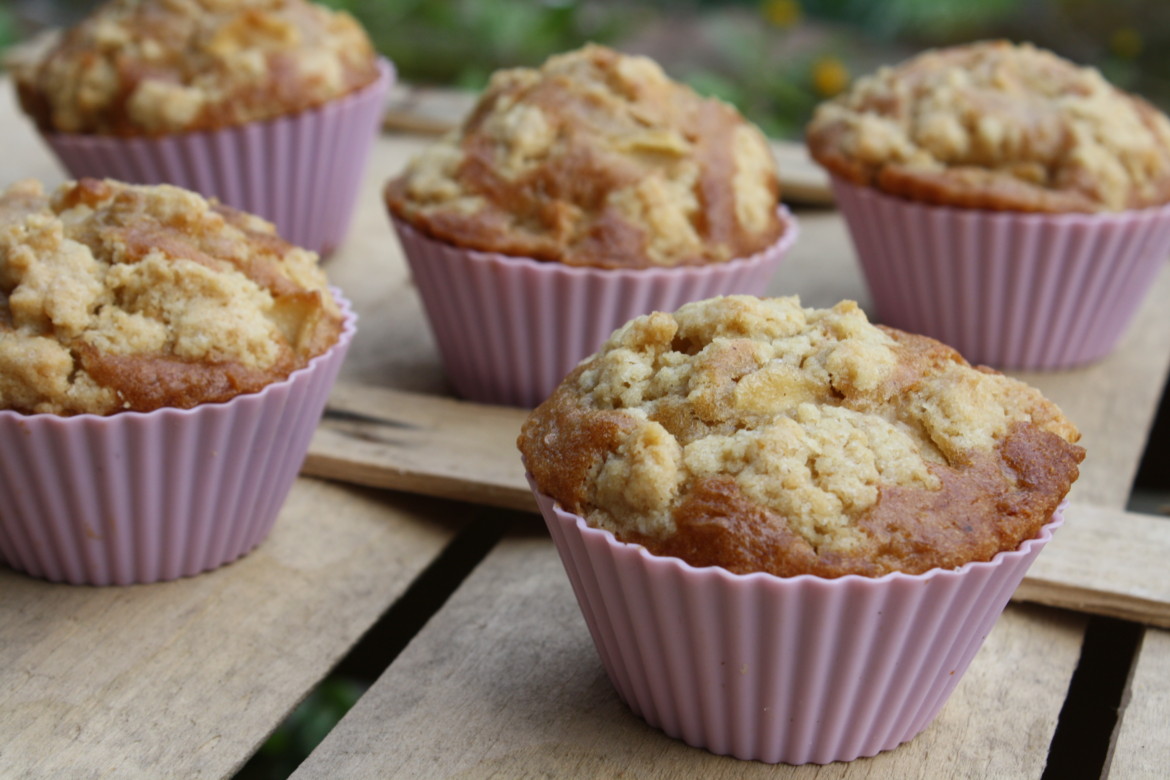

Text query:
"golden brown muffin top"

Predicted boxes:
[[806, 40, 1170, 212], [0, 178, 343, 415], [12, 0, 379, 136], [385, 44, 784, 269], [519, 296, 1084, 578]]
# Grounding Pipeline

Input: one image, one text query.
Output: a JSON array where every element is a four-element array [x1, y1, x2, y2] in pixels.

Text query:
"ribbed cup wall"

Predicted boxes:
[[44, 60, 394, 256], [532, 482, 1061, 765], [832, 177, 1170, 370], [0, 294, 355, 586], [392, 209, 799, 408]]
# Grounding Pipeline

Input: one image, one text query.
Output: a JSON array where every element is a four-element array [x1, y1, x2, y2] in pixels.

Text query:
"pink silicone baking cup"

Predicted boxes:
[[39, 59, 394, 256], [0, 291, 356, 586], [831, 176, 1170, 369], [391, 208, 799, 407], [530, 478, 1063, 765]]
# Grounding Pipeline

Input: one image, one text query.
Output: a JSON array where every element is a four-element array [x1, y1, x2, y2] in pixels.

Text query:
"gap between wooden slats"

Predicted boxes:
[[303, 382, 1170, 629]]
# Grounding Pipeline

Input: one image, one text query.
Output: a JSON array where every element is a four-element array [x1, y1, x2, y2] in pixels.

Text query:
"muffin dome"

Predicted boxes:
[[806, 40, 1170, 212], [386, 44, 785, 269], [519, 295, 1084, 577], [0, 178, 343, 415], [12, 0, 379, 136]]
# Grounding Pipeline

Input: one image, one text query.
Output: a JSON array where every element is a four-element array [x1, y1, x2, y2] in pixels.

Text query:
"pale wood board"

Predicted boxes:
[[291, 531, 1085, 778], [0, 479, 466, 780], [310, 383, 534, 512], [1016, 504, 1170, 628], [772, 140, 834, 206], [0, 70, 1166, 776], [310, 390, 1170, 628], [0, 80, 67, 186], [323, 141, 1170, 512], [311, 231, 1170, 515], [1108, 628, 1170, 778]]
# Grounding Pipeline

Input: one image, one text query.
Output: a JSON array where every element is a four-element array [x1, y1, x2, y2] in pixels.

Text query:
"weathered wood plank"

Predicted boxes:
[[4, 70, 1168, 778], [1108, 629, 1170, 778], [0, 479, 465, 780], [772, 141, 834, 206], [306, 381, 1170, 627], [305, 383, 532, 510], [291, 531, 1085, 778], [1017, 505, 1170, 628]]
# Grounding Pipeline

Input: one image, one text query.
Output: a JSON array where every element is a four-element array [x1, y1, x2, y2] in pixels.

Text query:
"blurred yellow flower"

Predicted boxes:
[[812, 56, 850, 97], [761, 0, 801, 29], [1110, 28, 1142, 60]]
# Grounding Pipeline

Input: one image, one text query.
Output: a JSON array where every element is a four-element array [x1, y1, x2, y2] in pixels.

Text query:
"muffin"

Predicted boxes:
[[805, 40, 1170, 368], [385, 44, 798, 407], [0, 177, 356, 585], [10, 0, 394, 255], [519, 295, 1082, 763]]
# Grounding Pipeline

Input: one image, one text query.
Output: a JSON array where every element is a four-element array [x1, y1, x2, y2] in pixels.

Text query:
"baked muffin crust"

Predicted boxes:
[[13, 0, 379, 136], [0, 178, 343, 415], [806, 40, 1170, 212], [386, 44, 784, 269], [519, 296, 1084, 577]]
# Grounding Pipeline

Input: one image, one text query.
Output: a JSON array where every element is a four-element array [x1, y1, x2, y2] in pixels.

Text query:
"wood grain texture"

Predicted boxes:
[[308, 383, 534, 512], [1018, 505, 1170, 628], [305, 382, 1170, 627], [311, 242, 1170, 520], [1108, 628, 1170, 778], [329, 135, 1170, 514], [3, 71, 1168, 778], [291, 530, 1085, 779], [0, 479, 465, 780]]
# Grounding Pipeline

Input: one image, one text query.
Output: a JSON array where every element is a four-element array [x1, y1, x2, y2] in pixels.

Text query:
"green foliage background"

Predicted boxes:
[[309, 0, 1170, 138], [5, 0, 1169, 137]]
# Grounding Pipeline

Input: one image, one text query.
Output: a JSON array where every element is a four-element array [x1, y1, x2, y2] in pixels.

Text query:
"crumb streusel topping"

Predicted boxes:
[[807, 40, 1170, 212], [386, 44, 784, 269], [0, 178, 342, 415], [520, 295, 1084, 577], [13, 0, 379, 136]]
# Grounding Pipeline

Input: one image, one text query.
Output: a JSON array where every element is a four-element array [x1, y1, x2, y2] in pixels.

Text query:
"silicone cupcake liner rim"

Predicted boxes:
[[0, 288, 355, 585], [398, 205, 800, 278], [39, 59, 395, 255], [42, 59, 396, 143], [529, 476, 1064, 586], [0, 286, 356, 423], [830, 175, 1170, 369], [391, 206, 799, 407], [830, 174, 1170, 229]]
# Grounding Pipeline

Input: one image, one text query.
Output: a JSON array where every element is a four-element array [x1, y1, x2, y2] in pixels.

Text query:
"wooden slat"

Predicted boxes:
[[772, 141, 834, 206], [305, 383, 532, 510], [382, 83, 477, 135], [306, 383, 1170, 627], [291, 531, 1085, 778], [1018, 504, 1170, 628], [0, 479, 465, 780], [1108, 628, 1170, 778], [310, 251, 1170, 512], [1, 69, 1166, 777]]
